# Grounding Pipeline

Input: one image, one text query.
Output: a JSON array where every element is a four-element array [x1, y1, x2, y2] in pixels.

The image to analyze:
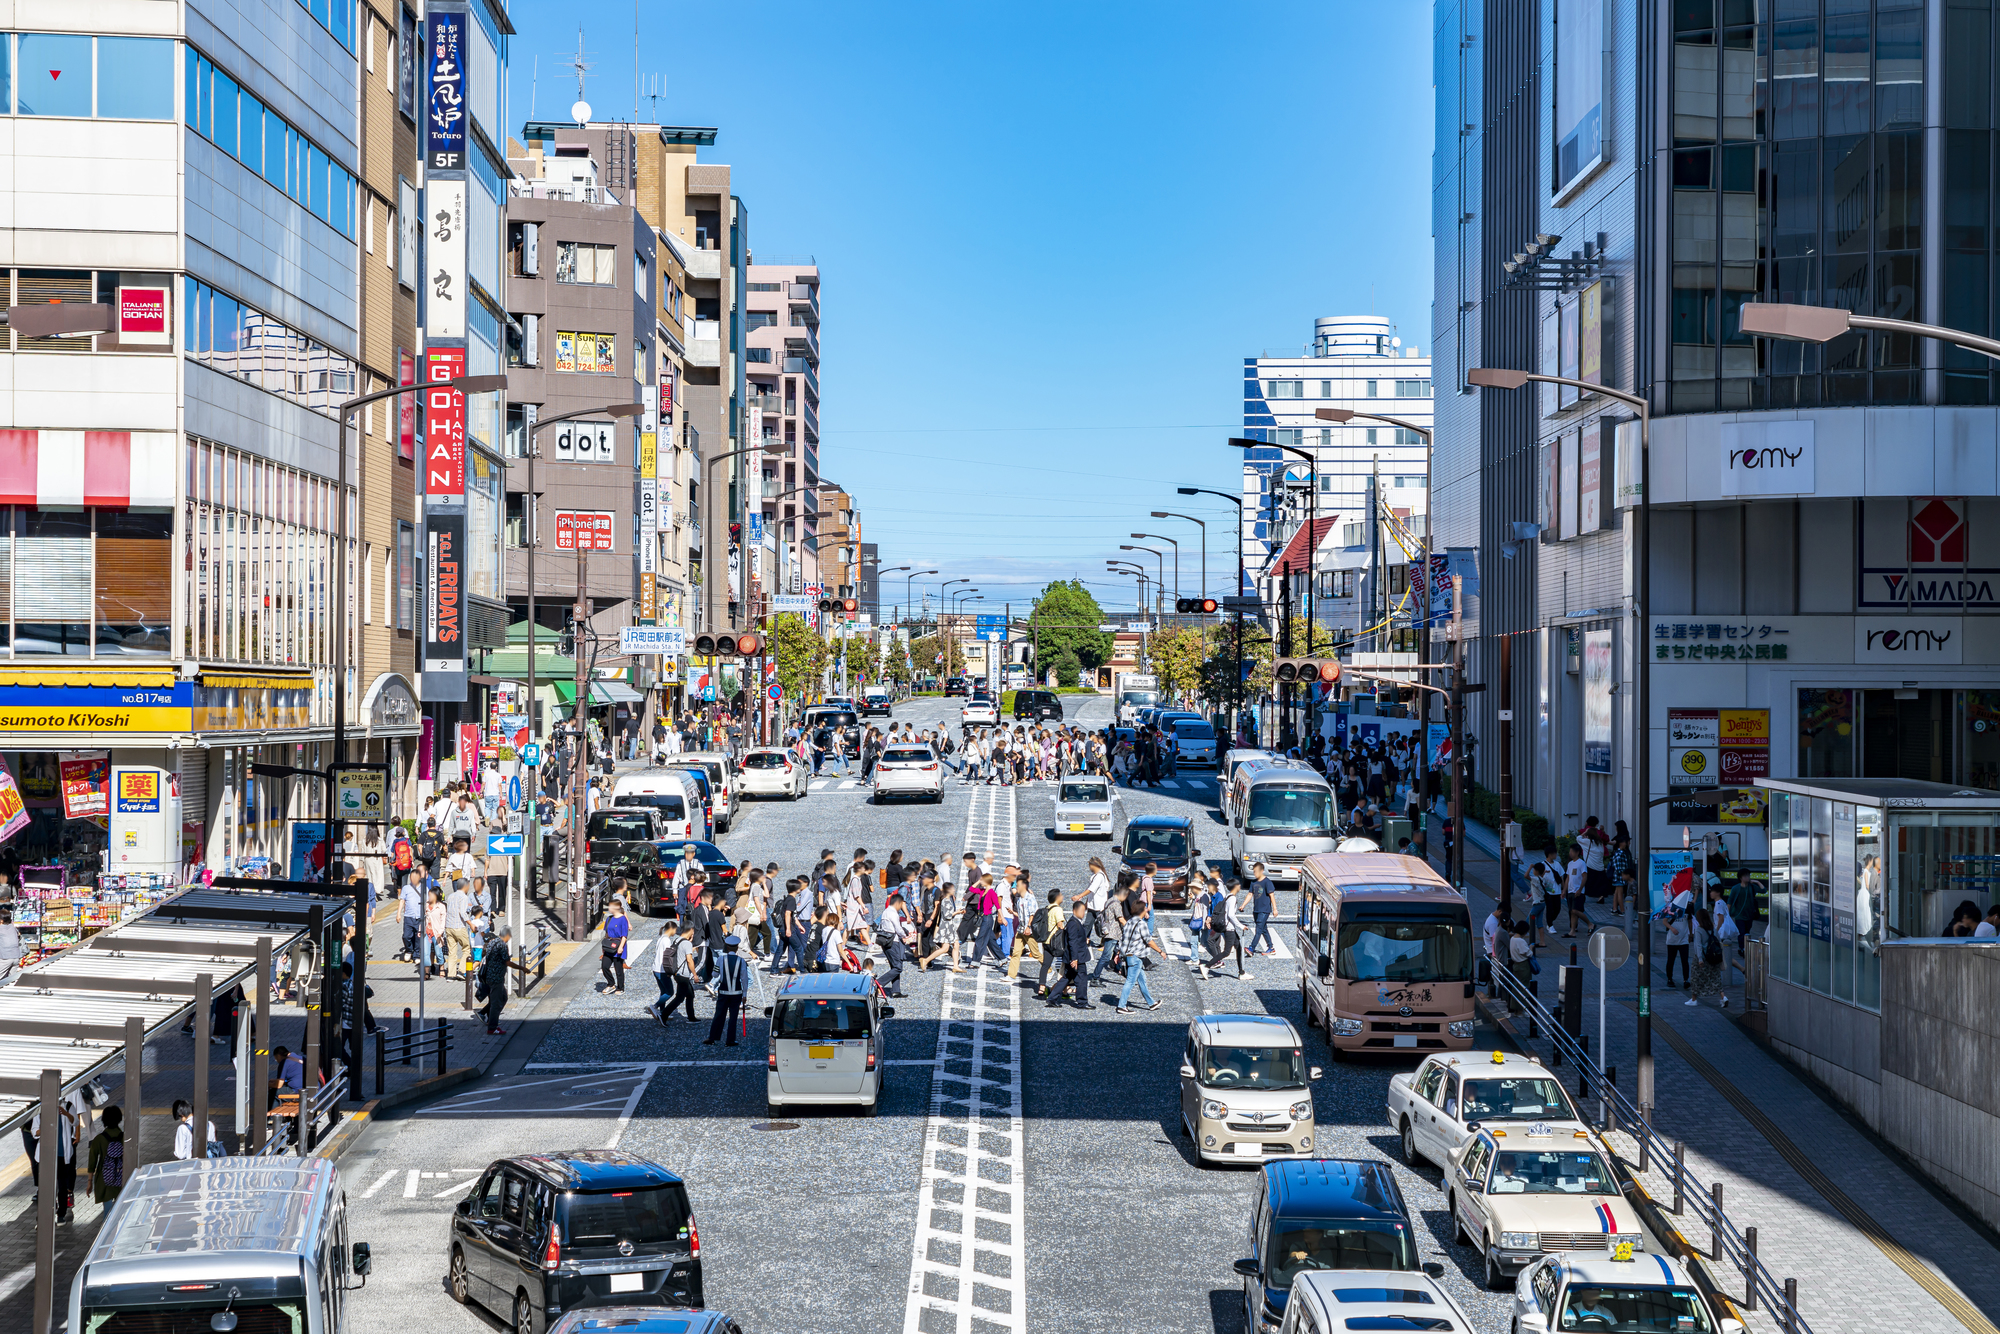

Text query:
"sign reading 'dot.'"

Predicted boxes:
[[619, 626, 686, 654]]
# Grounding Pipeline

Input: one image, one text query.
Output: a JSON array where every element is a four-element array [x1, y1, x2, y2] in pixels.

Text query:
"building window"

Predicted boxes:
[[555, 242, 616, 285], [1265, 380, 1303, 398], [747, 282, 781, 292], [552, 331, 616, 374], [183, 276, 359, 414], [634, 251, 649, 301], [185, 45, 357, 239], [1365, 380, 1379, 397], [183, 440, 346, 664], [1394, 379, 1433, 397], [1319, 381, 1333, 397], [745, 311, 777, 331], [745, 347, 772, 363], [1341, 523, 1363, 547], [396, 521, 414, 631], [1, 33, 174, 119]]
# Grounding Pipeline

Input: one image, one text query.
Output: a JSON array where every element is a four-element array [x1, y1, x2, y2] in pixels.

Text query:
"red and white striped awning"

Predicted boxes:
[[0, 430, 175, 508]]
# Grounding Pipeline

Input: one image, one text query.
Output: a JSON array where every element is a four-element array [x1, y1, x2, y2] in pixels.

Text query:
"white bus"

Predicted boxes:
[[1225, 760, 1339, 882]]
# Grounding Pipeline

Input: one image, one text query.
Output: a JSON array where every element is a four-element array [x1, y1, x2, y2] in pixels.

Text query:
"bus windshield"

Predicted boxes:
[[1336, 909, 1472, 982], [1245, 785, 1334, 836]]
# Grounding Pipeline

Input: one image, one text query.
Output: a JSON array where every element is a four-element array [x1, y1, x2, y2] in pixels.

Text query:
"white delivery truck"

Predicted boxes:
[[1116, 672, 1159, 725]]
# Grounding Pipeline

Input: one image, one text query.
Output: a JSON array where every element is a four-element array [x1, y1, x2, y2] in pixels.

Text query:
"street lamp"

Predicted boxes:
[[1738, 302, 2000, 357], [1130, 532, 1180, 607], [325, 368, 507, 1100], [1106, 561, 1151, 612], [1466, 361, 1652, 1110], [1179, 485, 1251, 736], [1231, 436, 1318, 749], [1118, 544, 1164, 618], [1151, 511, 1208, 603]]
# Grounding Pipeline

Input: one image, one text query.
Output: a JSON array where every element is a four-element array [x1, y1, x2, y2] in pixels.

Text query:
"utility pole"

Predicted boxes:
[[525, 436, 539, 910], [1449, 574, 1466, 892], [569, 546, 588, 941], [1278, 573, 1294, 749], [1498, 631, 1514, 919]]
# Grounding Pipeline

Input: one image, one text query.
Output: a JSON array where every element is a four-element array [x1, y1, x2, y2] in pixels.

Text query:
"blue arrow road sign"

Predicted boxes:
[[487, 834, 523, 856]]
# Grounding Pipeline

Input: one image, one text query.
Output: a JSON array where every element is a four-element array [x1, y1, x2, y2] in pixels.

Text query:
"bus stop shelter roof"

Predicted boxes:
[[1756, 777, 2000, 810], [0, 887, 351, 1137]]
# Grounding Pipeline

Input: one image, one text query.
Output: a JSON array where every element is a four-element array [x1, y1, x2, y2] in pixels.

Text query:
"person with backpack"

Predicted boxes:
[[172, 1099, 221, 1160], [651, 922, 702, 1024], [415, 819, 445, 890], [86, 1104, 126, 1209], [1033, 889, 1066, 996], [1114, 901, 1168, 1013], [876, 892, 915, 997], [1689, 907, 1725, 1006], [1044, 900, 1093, 1009]]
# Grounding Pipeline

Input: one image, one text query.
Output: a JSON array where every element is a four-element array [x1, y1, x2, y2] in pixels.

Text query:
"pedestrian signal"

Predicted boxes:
[[1274, 657, 1341, 685], [1175, 597, 1219, 614]]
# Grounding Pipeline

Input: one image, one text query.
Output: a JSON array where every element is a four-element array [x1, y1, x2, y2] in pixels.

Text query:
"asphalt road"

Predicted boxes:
[[342, 691, 1528, 1334]]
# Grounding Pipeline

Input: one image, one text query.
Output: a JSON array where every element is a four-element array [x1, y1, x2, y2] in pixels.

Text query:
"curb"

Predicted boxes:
[[1615, 1159, 1747, 1325]]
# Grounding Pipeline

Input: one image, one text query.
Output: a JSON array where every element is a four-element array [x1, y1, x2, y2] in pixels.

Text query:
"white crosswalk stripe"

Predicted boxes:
[[903, 782, 1024, 1334], [1162, 923, 1294, 969]]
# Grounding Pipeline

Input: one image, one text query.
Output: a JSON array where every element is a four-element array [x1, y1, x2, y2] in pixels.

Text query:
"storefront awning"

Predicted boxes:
[[551, 680, 643, 706]]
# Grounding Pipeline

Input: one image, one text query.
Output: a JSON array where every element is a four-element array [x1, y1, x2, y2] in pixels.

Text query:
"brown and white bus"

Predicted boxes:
[[1295, 852, 1477, 1054]]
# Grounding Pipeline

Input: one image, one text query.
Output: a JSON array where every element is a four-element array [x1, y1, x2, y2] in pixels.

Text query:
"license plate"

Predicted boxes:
[[1394, 1035, 1417, 1048], [607, 1272, 643, 1293], [1066, 823, 1086, 832], [1232, 1141, 1264, 1157], [808, 1044, 836, 1059]]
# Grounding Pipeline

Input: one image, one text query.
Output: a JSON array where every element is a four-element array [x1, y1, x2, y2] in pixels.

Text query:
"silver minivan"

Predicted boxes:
[[763, 973, 896, 1115], [71, 1157, 371, 1334]]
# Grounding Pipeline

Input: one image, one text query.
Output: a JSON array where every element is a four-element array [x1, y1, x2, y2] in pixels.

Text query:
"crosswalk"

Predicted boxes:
[[1160, 924, 1294, 971], [798, 775, 1221, 796]]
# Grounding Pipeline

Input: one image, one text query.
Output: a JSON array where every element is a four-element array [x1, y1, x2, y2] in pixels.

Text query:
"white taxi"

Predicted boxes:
[[1513, 1247, 1744, 1334], [1445, 1122, 1645, 1290], [873, 744, 944, 803], [1053, 776, 1115, 838], [1386, 1050, 1581, 1169], [962, 698, 999, 727]]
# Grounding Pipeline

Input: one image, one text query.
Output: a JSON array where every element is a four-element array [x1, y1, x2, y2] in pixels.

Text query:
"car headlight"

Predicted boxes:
[[1448, 1020, 1476, 1039], [1500, 1231, 1539, 1250], [1201, 1099, 1229, 1120], [1289, 1101, 1313, 1121], [1330, 1018, 1365, 1036], [1297, 1135, 1312, 1151]]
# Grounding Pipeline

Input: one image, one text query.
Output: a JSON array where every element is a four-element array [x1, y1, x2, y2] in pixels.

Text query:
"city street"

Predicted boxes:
[[340, 694, 1531, 1334]]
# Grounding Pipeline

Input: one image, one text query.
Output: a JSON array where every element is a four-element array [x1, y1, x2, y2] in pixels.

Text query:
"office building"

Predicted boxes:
[[746, 261, 821, 598]]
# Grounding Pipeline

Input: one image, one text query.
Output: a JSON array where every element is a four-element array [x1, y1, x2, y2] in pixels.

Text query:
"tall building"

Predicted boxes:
[[817, 482, 863, 604], [1432, 0, 2000, 1022], [746, 262, 820, 598], [1241, 317, 1433, 649]]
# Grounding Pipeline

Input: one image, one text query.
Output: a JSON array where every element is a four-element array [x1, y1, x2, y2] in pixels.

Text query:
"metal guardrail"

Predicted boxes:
[[258, 1062, 346, 1156], [374, 1018, 451, 1095], [511, 927, 551, 996], [1487, 959, 1812, 1332], [1742, 938, 1769, 1010]]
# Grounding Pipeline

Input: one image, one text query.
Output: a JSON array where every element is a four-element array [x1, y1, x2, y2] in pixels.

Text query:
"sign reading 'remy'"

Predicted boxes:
[[1719, 420, 1814, 496]]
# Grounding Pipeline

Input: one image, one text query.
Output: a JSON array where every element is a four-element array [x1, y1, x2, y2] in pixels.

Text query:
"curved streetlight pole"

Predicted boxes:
[[1130, 533, 1180, 608], [1231, 437, 1316, 749], [1118, 545, 1164, 620], [1180, 485, 1250, 737], [903, 569, 938, 629], [1151, 511, 1207, 604], [1107, 564, 1151, 668]]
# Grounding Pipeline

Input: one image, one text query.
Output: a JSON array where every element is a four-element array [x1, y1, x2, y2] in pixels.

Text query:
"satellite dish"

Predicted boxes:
[[571, 99, 592, 124]]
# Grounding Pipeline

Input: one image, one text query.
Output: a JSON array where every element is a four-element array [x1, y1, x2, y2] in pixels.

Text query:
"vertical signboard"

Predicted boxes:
[[427, 180, 466, 339], [1582, 628, 1612, 773], [1558, 431, 1580, 540], [1577, 421, 1603, 534], [425, 510, 467, 689], [398, 350, 418, 460], [1668, 708, 1769, 824], [425, 12, 466, 170], [1580, 280, 1605, 391], [424, 348, 467, 498], [1554, 0, 1604, 197]]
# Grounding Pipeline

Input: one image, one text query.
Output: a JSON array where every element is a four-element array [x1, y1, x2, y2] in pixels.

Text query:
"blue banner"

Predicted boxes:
[[425, 12, 466, 170]]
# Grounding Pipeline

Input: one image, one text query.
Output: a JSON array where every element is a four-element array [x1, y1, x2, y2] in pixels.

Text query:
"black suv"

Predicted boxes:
[[1235, 1157, 1439, 1334], [943, 676, 969, 696], [449, 1150, 703, 1329], [1013, 689, 1063, 721]]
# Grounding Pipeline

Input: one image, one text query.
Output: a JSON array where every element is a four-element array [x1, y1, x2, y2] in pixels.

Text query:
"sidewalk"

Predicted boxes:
[[1447, 815, 2000, 1334]]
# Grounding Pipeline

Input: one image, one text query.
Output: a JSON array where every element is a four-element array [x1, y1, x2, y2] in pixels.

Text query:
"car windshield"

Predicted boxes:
[[1488, 1149, 1618, 1195], [1460, 1077, 1576, 1122], [884, 748, 934, 763], [666, 767, 710, 795], [811, 712, 859, 728], [1336, 912, 1474, 982], [561, 1185, 691, 1247], [614, 792, 685, 820], [588, 814, 654, 841], [1264, 1221, 1416, 1289], [741, 752, 790, 769], [1123, 691, 1159, 706], [775, 996, 873, 1039], [1060, 782, 1109, 804], [1557, 1285, 1713, 1332], [1124, 826, 1189, 861], [1246, 785, 1335, 835], [1175, 722, 1216, 739], [1200, 1044, 1306, 1089]]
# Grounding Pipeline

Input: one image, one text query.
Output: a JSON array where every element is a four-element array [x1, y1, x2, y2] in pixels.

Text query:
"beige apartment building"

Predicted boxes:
[[817, 483, 862, 605], [746, 263, 820, 597]]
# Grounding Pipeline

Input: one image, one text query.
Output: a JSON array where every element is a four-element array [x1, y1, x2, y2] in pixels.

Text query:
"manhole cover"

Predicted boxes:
[[559, 1087, 620, 1097], [749, 1121, 801, 1132]]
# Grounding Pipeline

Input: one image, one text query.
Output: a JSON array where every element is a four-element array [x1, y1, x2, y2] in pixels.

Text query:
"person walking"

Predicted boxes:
[[85, 1105, 127, 1212], [171, 1099, 220, 1160], [1246, 863, 1277, 956], [443, 878, 472, 979], [1689, 908, 1726, 1007], [398, 872, 424, 966], [600, 898, 630, 993], [1202, 879, 1251, 980], [1115, 902, 1167, 1013], [878, 892, 915, 997], [1045, 900, 1093, 1009], [477, 926, 512, 1035], [1726, 869, 1758, 956], [702, 935, 749, 1045], [1663, 901, 1693, 989], [651, 923, 701, 1025], [1561, 845, 1589, 938]]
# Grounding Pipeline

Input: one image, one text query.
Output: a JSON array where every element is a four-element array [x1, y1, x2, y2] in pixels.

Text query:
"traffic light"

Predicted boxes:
[[817, 598, 839, 613], [1274, 657, 1341, 685], [734, 632, 764, 656], [1175, 597, 1219, 614], [693, 633, 724, 657]]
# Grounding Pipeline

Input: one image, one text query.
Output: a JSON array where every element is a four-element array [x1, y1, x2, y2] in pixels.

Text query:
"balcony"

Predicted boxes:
[[685, 249, 722, 282], [785, 325, 820, 365], [802, 398, 819, 441], [788, 283, 819, 326], [688, 338, 721, 369], [748, 392, 783, 416], [782, 359, 820, 399]]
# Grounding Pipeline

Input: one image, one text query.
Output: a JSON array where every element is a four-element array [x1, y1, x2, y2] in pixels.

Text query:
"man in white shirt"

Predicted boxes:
[[1562, 848, 1590, 937], [1482, 906, 1504, 966], [877, 893, 915, 997], [0, 906, 21, 987], [443, 883, 473, 976]]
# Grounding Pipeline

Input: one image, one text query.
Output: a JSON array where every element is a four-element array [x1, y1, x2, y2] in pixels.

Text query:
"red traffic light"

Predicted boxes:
[[734, 632, 764, 656], [841, 598, 858, 614]]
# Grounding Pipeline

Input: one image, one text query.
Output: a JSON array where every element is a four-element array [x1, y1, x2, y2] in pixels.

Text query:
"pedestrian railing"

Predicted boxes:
[[1742, 938, 1769, 1010], [259, 1061, 349, 1155], [510, 926, 551, 996], [373, 1016, 451, 1095], [1487, 960, 1813, 1333]]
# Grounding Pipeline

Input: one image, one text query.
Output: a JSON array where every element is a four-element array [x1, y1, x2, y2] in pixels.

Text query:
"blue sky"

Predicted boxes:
[[506, 1, 1432, 619]]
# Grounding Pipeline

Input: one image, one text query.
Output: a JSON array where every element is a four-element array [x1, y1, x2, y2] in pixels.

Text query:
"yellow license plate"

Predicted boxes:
[[1067, 823, 1086, 832], [808, 1044, 836, 1059]]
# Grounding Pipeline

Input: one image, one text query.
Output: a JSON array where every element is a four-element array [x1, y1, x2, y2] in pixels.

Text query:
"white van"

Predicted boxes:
[[71, 1157, 370, 1334], [763, 972, 896, 1115], [1220, 748, 1278, 820], [1226, 760, 1339, 882], [673, 752, 739, 832], [612, 770, 705, 841]]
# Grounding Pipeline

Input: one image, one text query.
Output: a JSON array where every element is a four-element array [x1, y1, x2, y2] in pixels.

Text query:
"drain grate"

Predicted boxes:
[[749, 1121, 801, 1132]]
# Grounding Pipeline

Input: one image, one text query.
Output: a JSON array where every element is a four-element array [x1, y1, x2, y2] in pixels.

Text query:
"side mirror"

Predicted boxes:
[[1464, 1178, 1484, 1193], [1317, 956, 1332, 980], [351, 1242, 372, 1276], [763, 1006, 774, 1017], [1232, 1258, 1260, 1280], [879, 1006, 897, 1019], [1309, 1067, 1324, 1081], [1422, 1261, 1447, 1279], [456, 1198, 472, 1216], [1180, 1063, 1196, 1079], [1516, 1313, 1547, 1332]]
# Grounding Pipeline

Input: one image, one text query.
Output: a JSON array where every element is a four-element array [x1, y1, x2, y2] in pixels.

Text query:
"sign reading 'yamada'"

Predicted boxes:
[[1719, 420, 1814, 496]]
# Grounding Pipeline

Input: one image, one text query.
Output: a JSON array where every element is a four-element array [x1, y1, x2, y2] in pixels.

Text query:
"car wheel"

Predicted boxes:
[[1484, 1242, 1509, 1291], [513, 1290, 536, 1334], [1449, 1194, 1469, 1245], [1401, 1117, 1422, 1166], [448, 1247, 470, 1304]]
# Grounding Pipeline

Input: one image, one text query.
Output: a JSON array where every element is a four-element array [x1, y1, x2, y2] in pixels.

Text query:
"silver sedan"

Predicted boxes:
[[735, 747, 809, 800]]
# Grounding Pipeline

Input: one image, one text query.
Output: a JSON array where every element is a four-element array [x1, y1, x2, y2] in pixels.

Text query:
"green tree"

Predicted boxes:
[[1200, 619, 1272, 703], [1050, 649, 1081, 688], [1026, 580, 1112, 675], [1286, 614, 1346, 657], [908, 633, 965, 679], [846, 635, 882, 684], [1153, 625, 1210, 701], [882, 637, 913, 686], [768, 613, 831, 702]]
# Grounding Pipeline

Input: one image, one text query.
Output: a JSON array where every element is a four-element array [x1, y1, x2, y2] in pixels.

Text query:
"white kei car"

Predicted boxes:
[[1052, 776, 1115, 838], [735, 746, 809, 800], [873, 744, 944, 803]]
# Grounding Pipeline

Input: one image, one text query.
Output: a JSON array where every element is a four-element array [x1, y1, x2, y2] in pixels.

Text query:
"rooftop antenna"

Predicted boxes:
[[568, 27, 593, 124], [529, 55, 538, 120], [643, 74, 663, 123]]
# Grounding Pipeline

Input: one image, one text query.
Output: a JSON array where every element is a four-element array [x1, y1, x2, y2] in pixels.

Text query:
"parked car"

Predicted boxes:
[[447, 1150, 703, 1329], [670, 752, 738, 833]]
